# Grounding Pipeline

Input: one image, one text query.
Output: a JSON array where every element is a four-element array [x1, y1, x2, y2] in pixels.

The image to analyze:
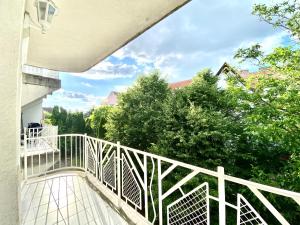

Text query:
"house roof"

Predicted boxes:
[[216, 62, 274, 80], [215, 62, 239, 77], [101, 91, 119, 106], [169, 79, 192, 89], [102, 79, 193, 106]]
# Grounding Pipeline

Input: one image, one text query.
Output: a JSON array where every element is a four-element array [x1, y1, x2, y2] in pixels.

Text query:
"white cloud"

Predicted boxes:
[[47, 0, 291, 113], [260, 32, 287, 53], [237, 31, 287, 54], [111, 0, 288, 81], [113, 85, 129, 92], [81, 82, 93, 87], [70, 60, 138, 80], [43, 89, 104, 112]]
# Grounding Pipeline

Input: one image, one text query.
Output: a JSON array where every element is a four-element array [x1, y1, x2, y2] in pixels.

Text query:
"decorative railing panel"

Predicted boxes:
[[22, 133, 300, 225], [167, 182, 209, 225], [87, 146, 96, 174], [122, 154, 142, 209], [103, 151, 117, 190], [237, 194, 267, 225]]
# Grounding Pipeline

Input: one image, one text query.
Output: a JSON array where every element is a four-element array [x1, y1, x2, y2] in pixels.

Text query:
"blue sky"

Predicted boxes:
[[44, 0, 290, 112]]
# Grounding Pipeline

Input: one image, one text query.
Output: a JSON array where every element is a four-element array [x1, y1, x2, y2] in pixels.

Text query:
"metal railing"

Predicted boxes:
[[26, 125, 58, 138], [22, 126, 58, 156], [22, 134, 300, 225]]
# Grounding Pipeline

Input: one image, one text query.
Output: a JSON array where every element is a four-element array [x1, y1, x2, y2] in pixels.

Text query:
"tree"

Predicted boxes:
[[50, 106, 68, 134], [152, 69, 239, 171], [66, 112, 86, 134], [105, 71, 170, 150], [253, 0, 300, 39], [232, 0, 300, 193], [49, 106, 87, 134], [89, 106, 112, 138]]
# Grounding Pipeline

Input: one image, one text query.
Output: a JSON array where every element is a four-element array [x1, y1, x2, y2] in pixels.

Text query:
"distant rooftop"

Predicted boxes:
[[169, 79, 192, 89], [216, 62, 275, 80], [101, 91, 119, 106]]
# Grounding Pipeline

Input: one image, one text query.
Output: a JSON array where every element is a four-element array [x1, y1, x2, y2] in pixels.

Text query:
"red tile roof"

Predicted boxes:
[[169, 79, 192, 89]]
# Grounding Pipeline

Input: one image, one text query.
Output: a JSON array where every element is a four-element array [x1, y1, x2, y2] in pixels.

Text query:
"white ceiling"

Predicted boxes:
[[25, 0, 190, 72]]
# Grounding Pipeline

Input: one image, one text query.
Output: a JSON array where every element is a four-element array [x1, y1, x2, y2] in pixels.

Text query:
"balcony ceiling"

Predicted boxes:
[[25, 0, 190, 73]]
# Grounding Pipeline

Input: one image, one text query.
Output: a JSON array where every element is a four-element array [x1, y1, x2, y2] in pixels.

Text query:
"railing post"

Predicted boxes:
[[84, 133, 88, 173], [144, 155, 148, 220], [218, 166, 226, 225], [158, 159, 163, 225], [100, 140, 103, 184], [95, 140, 98, 179], [24, 133, 27, 181], [117, 141, 121, 206]]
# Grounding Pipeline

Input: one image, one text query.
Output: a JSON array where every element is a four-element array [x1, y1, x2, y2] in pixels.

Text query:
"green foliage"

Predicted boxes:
[[151, 70, 238, 171], [88, 106, 112, 138], [43, 111, 52, 125], [227, 72, 300, 191], [48, 106, 88, 134], [232, 1, 300, 195], [253, 0, 300, 39], [105, 71, 170, 150], [234, 44, 263, 63]]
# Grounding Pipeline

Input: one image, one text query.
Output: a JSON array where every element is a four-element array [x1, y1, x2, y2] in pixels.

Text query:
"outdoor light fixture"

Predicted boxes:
[[35, 0, 58, 33]]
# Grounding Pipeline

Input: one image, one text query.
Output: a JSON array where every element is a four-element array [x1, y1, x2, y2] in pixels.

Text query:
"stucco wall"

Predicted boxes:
[[22, 98, 43, 128], [0, 0, 25, 224]]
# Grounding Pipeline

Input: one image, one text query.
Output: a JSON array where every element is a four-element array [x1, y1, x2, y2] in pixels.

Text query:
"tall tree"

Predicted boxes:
[[89, 106, 112, 138], [49, 106, 87, 134], [105, 71, 170, 150], [152, 69, 239, 171], [232, 0, 300, 193]]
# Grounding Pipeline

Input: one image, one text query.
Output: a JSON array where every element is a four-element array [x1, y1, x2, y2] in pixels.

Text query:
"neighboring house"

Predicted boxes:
[[101, 80, 193, 107], [101, 91, 119, 106], [215, 62, 274, 88], [101, 63, 274, 107], [169, 79, 192, 90]]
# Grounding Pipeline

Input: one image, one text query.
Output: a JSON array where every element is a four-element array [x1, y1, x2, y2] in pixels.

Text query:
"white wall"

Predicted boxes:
[[217, 73, 228, 89], [0, 0, 25, 224], [22, 98, 43, 128], [22, 82, 56, 107]]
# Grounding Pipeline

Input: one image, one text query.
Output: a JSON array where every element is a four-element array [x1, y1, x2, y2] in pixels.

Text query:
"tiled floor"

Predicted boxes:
[[21, 174, 128, 225]]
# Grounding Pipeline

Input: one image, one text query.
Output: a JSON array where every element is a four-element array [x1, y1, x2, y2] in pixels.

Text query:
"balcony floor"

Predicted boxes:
[[21, 173, 128, 225]]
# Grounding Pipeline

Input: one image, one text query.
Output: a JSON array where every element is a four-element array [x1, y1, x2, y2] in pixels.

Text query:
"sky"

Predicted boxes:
[[43, 0, 290, 112]]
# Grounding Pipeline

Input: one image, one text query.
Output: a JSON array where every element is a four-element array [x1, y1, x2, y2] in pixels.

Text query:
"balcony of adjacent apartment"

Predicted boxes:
[[21, 65, 61, 112], [20, 131, 300, 225], [22, 65, 60, 89]]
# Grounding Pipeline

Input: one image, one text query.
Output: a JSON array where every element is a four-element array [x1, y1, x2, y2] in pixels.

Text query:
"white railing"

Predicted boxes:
[[22, 64, 59, 79], [26, 125, 58, 138], [23, 125, 58, 156], [22, 134, 300, 225]]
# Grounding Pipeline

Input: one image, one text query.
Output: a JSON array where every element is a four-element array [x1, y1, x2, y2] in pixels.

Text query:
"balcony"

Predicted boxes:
[[21, 134, 300, 225], [22, 65, 59, 80]]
